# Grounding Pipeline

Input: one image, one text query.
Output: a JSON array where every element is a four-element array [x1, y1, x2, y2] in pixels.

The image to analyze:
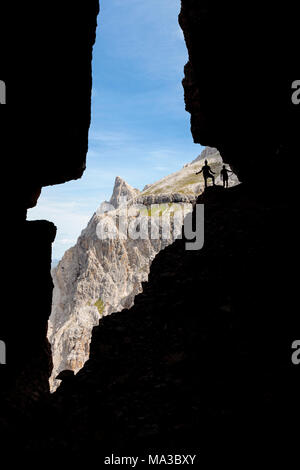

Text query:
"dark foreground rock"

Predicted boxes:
[[10, 184, 297, 463]]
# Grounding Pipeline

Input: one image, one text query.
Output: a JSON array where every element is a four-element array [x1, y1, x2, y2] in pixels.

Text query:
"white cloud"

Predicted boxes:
[[143, 148, 181, 162], [154, 166, 170, 172], [89, 130, 134, 144], [58, 238, 77, 246]]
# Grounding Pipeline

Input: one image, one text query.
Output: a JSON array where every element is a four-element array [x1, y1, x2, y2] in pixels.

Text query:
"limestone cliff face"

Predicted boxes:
[[43, 182, 297, 458], [48, 150, 237, 390], [48, 216, 170, 390], [109, 176, 140, 209]]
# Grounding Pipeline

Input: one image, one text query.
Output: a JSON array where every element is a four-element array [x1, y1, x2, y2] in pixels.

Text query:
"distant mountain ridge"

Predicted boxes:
[[48, 148, 238, 391], [109, 176, 140, 209], [191, 146, 219, 163]]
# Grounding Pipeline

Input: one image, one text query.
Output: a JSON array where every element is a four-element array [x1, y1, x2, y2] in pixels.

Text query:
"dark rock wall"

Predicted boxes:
[[37, 2, 298, 459], [0, 1, 99, 414], [26, 185, 299, 461], [179, 1, 300, 183], [0, 0, 299, 462], [2, 1, 99, 215]]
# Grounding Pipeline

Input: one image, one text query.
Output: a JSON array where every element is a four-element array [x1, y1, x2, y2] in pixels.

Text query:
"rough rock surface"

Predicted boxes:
[[191, 146, 219, 163], [19, 183, 298, 462], [49, 151, 238, 390], [0, 0, 99, 418], [48, 210, 172, 391], [179, 1, 299, 184], [109, 176, 140, 209], [2, 0, 300, 461]]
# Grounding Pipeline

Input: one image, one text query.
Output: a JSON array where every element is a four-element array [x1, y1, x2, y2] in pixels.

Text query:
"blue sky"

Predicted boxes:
[[28, 0, 202, 259]]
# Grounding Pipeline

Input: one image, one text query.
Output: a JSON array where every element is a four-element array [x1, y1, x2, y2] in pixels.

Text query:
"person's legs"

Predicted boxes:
[[204, 176, 208, 188], [206, 175, 214, 187]]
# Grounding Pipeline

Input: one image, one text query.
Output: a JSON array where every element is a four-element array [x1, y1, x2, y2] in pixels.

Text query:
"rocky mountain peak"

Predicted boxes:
[[109, 176, 140, 209], [48, 149, 239, 391], [192, 147, 220, 164]]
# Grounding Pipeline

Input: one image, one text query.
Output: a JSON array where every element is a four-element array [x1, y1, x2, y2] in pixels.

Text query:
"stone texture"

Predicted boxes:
[[2, 1, 100, 217], [179, 1, 300, 183], [49, 151, 235, 391], [21, 183, 299, 461], [109, 176, 140, 209], [1, 0, 300, 462], [0, 0, 99, 448]]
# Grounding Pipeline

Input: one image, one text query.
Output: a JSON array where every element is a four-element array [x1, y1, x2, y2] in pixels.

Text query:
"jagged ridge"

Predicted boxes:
[[48, 149, 237, 391]]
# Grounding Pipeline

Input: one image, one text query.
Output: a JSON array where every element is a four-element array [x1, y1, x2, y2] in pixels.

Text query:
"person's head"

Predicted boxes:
[[205, 159, 208, 164], [223, 165, 226, 169]]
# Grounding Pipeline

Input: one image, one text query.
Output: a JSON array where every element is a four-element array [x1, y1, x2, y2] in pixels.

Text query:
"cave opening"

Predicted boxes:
[[1, 0, 299, 459], [27, 0, 205, 392]]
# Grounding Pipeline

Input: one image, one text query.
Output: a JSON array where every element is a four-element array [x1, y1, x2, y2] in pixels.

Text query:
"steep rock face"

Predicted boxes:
[[109, 176, 140, 209], [0, 221, 56, 405], [49, 151, 237, 390], [48, 210, 172, 391], [1, 1, 299, 460], [191, 146, 219, 164], [179, 1, 300, 183], [0, 0, 99, 422], [26, 183, 298, 460], [3, 1, 100, 215], [2, 1, 299, 458]]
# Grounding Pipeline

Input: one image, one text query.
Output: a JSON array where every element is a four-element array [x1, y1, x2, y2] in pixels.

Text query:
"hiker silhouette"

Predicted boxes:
[[196, 159, 215, 188], [220, 164, 233, 188]]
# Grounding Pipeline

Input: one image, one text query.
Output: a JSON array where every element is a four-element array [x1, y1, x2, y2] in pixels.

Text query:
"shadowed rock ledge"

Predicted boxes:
[[16, 183, 298, 461], [179, 1, 300, 184]]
